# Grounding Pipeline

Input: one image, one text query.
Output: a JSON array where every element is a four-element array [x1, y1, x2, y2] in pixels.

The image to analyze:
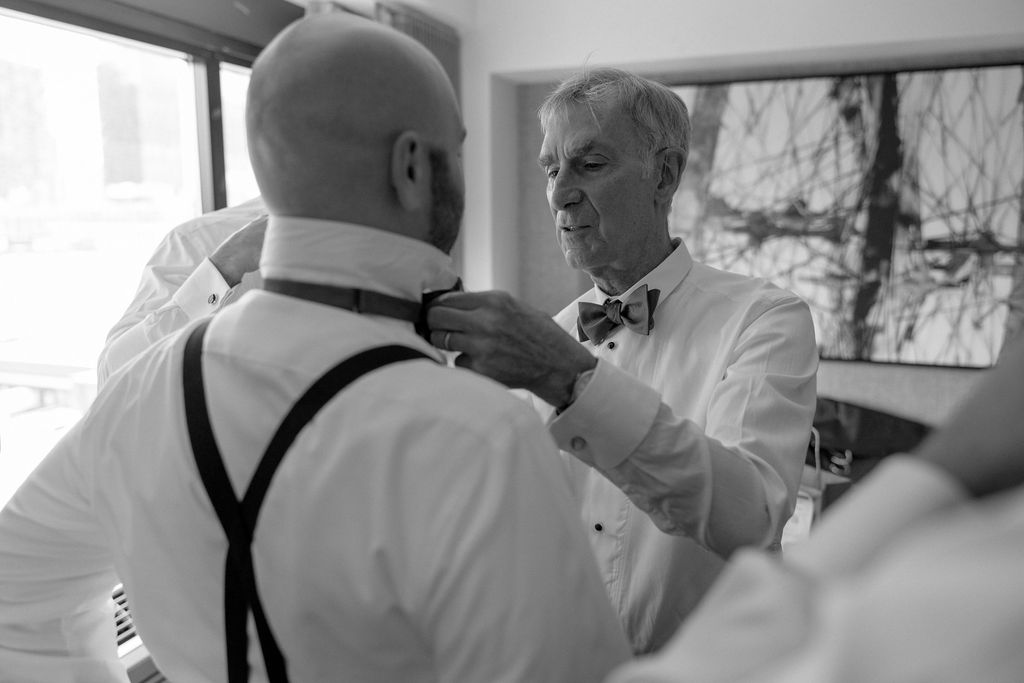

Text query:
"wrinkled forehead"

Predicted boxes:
[[540, 98, 603, 136], [538, 101, 641, 163]]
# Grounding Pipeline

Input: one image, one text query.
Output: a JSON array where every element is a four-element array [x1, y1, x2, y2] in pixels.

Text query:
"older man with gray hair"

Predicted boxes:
[[428, 67, 819, 653]]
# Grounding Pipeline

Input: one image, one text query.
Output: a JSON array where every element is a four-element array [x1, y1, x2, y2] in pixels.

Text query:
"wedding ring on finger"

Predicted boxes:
[[442, 330, 453, 351]]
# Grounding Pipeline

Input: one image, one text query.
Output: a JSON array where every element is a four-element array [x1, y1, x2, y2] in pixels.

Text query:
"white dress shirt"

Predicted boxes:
[[545, 240, 819, 653], [607, 456, 1024, 683], [97, 197, 267, 387], [0, 218, 631, 683]]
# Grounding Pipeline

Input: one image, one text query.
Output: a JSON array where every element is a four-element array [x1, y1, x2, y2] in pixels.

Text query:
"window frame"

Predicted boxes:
[[0, 0, 300, 211]]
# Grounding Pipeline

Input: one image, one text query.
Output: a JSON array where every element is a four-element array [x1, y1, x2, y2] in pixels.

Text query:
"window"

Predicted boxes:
[[221, 62, 259, 206], [0, 6, 249, 506]]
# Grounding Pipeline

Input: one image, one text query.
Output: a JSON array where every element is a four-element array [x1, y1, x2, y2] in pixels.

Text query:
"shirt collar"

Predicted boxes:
[[260, 216, 459, 302], [585, 238, 694, 304]]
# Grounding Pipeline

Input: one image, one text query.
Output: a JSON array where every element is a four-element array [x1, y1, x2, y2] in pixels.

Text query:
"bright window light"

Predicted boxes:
[[221, 62, 259, 206], [0, 8, 203, 505]]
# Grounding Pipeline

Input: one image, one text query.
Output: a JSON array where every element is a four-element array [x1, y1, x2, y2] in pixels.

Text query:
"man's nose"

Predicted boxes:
[[548, 169, 583, 210]]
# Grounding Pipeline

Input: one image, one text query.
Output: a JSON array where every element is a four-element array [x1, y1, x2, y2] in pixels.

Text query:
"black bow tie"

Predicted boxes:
[[576, 285, 660, 345], [262, 277, 462, 341]]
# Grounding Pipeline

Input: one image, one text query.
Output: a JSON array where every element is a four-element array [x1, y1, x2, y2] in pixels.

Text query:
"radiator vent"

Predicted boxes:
[[114, 584, 168, 683], [113, 584, 137, 648]]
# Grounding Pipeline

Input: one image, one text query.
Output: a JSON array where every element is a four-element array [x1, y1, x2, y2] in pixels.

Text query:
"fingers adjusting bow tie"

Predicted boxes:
[[577, 285, 661, 345]]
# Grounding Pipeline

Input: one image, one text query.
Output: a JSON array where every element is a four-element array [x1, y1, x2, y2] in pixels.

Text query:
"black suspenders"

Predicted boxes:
[[182, 317, 431, 682]]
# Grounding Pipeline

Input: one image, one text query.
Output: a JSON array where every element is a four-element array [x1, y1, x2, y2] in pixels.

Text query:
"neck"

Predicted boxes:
[[260, 216, 458, 301], [588, 238, 674, 296]]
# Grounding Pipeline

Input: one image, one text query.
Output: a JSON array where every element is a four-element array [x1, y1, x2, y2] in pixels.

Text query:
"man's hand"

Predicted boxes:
[[426, 290, 597, 408], [209, 214, 269, 287]]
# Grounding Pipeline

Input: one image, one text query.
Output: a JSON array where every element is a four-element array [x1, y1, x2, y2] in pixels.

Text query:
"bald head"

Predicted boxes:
[[247, 13, 464, 247]]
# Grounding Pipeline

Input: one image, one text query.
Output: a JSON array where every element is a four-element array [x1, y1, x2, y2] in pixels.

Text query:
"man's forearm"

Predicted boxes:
[[98, 258, 235, 386], [549, 361, 807, 556]]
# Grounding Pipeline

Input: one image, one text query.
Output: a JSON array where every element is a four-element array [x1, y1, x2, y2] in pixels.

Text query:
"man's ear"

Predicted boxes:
[[390, 130, 430, 211], [654, 147, 686, 205]]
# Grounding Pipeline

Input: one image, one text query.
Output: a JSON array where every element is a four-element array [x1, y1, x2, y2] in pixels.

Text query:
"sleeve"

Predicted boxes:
[[603, 550, 823, 683], [96, 229, 233, 388], [0, 424, 126, 683], [784, 455, 967, 575], [401, 402, 632, 683], [607, 458, 1013, 683], [550, 296, 818, 557]]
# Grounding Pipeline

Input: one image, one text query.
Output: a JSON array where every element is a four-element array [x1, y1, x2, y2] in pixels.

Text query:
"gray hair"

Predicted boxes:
[[538, 67, 690, 175]]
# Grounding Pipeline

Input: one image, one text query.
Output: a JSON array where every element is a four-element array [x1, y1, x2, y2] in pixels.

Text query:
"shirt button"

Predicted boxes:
[[570, 436, 586, 451], [208, 293, 218, 305], [594, 523, 604, 532], [607, 341, 616, 349]]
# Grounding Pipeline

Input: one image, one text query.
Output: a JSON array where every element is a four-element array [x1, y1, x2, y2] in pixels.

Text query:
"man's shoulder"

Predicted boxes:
[[392, 360, 544, 426], [83, 325, 188, 441], [686, 261, 804, 309], [99, 318, 196, 387], [173, 196, 267, 247]]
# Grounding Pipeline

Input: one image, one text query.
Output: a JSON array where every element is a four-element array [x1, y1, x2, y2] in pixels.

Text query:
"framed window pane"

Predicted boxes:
[[221, 62, 259, 206], [0, 8, 203, 505]]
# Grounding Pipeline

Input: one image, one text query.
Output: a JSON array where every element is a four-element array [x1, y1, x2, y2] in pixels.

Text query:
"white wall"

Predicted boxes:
[[454, 0, 1024, 290]]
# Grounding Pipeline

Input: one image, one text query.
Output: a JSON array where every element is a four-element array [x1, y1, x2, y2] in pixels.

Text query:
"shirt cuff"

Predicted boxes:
[[548, 360, 661, 471], [786, 455, 968, 577], [172, 258, 233, 320]]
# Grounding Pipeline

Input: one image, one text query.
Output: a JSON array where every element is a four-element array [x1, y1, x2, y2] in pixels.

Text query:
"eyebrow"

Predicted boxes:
[[537, 140, 600, 168]]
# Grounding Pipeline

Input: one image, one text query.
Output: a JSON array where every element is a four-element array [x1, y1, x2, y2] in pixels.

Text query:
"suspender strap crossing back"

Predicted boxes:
[[183, 317, 431, 682]]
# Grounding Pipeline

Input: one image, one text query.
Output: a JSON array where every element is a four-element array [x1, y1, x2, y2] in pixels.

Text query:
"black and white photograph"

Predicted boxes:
[[1, 1, 1022, 682]]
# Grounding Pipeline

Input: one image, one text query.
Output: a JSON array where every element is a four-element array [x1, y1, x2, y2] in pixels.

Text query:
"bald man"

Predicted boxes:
[[0, 14, 630, 683]]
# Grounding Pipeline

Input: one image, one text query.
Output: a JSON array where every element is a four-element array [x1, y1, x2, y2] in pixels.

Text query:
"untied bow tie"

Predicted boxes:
[[576, 284, 660, 345], [262, 277, 462, 341]]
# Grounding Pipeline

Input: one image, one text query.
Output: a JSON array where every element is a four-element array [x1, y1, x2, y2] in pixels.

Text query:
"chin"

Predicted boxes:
[[562, 248, 600, 273]]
